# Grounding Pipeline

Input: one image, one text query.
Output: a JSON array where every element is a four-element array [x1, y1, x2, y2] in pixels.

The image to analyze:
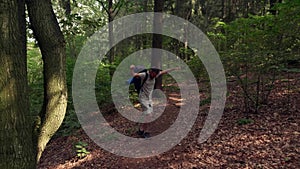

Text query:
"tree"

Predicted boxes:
[[152, 0, 164, 89], [61, 0, 71, 16], [26, 0, 68, 162], [220, 0, 300, 114], [98, 0, 125, 64], [174, 0, 192, 61], [0, 0, 36, 168], [0, 0, 67, 167]]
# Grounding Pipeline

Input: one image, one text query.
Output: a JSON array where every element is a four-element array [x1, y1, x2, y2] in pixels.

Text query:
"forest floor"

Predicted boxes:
[[38, 72, 300, 169]]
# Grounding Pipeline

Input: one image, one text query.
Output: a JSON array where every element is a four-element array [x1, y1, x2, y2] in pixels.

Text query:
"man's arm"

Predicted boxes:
[[157, 67, 180, 77]]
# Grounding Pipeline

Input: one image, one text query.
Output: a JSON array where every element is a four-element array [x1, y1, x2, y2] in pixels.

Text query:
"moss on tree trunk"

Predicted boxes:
[[0, 0, 36, 168], [26, 0, 68, 162]]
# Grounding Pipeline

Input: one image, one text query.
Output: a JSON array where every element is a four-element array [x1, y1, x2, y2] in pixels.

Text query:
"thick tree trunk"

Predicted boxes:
[[0, 0, 36, 168], [152, 0, 164, 89], [26, 0, 67, 162]]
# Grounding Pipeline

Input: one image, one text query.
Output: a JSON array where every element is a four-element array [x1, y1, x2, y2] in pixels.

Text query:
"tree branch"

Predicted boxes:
[[97, 0, 109, 14], [113, 0, 126, 18], [112, 0, 121, 13], [113, 3, 122, 18]]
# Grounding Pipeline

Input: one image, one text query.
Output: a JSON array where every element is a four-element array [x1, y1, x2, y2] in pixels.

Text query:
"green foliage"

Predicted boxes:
[[164, 85, 180, 93], [26, 0, 300, 142], [27, 43, 43, 84], [223, 14, 282, 71], [56, 110, 81, 137], [27, 43, 43, 116], [284, 157, 292, 162], [27, 42, 83, 136], [129, 89, 139, 104], [200, 97, 211, 106], [74, 141, 90, 159], [125, 127, 136, 135], [95, 64, 115, 107], [222, 0, 300, 73], [55, 50, 81, 137], [53, 0, 106, 38], [212, 0, 300, 114], [282, 68, 300, 73], [237, 118, 253, 125], [65, 35, 87, 58], [186, 56, 207, 82]]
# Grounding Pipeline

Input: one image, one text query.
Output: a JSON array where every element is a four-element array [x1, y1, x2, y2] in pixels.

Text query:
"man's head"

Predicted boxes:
[[149, 68, 160, 79]]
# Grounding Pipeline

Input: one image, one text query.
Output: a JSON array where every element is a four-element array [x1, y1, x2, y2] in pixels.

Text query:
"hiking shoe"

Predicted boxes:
[[136, 129, 144, 136], [142, 132, 151, 138]]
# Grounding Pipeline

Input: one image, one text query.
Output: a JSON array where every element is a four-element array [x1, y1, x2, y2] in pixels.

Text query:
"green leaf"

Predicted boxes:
[[237, 118, 253, 125], [75, 145, 83, 149]]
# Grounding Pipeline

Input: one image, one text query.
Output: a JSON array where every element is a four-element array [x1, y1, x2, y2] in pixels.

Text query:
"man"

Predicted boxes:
[[130, 65, 180, 138]]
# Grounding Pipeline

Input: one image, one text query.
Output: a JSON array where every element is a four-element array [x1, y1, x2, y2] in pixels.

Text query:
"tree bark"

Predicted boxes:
[[142, 0, 149, 48], [62, 0, 71, 16], [152, 0, 164, 89], [26, 0, 68, 162], [174, 0, 191, 61], [108, 0, 114, 64], [0, 0, 36, 168], [99, 0, 115, 64]]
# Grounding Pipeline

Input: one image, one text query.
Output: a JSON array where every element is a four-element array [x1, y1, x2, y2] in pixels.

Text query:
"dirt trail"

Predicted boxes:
[[38, 73, 300, 169]]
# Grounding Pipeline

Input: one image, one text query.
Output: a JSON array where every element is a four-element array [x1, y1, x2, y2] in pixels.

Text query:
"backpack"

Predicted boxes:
[[126, 65, 161, 94], [126, 66, 148, 94], [131, 69, 149, 94]]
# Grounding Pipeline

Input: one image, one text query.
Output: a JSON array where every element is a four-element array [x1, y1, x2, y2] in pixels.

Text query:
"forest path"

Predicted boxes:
[[38, 73, 300, 169]]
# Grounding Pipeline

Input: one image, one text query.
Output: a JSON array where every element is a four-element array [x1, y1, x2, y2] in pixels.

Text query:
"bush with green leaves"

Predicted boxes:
[[237, 118, 254, 125], [74, 141, 90, 159], [27, 43, 43, 116], [56, 110, 81, 137], [211, 0, 300, 114], [187, 56, 207, 82]]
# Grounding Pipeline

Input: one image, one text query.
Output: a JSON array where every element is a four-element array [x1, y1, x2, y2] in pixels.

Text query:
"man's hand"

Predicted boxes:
[[130, 65, 137, 77], [158, 67, 181, 76], [174, 67, 181, 71], [130, 65, 135, 70]]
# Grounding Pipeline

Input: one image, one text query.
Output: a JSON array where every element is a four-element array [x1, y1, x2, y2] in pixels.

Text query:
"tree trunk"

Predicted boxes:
[[142, 0, 149, 48], [26, 0, 68, 162], [0, 0, 36, 168], [108, 0, 114, 64], [222, 0, 226, 20], [174, 0, 191, 61], [62, 0, 71, 16], [152, 0, 164, 89], [270, 0, 282, 15], [108, 0, 115, 79], [99, 0, 116, 77]]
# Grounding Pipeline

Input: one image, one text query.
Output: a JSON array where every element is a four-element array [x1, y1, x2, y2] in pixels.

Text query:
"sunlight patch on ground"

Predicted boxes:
[[168, 96, 183, 102], [53, 153, 96, 169]]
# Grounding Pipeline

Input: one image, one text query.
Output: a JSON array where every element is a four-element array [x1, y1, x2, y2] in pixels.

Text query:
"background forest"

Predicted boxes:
[[1, 0, 299, 168]]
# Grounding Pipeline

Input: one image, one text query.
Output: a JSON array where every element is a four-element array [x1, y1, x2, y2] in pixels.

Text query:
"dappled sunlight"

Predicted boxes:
[[133, 103, 141, 108], [51, 153, 96, 169], [185, 130, 298, 167], [38, 71, 300, 168], [168, 96, 183, 102], [168, 93, 181, 97]]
